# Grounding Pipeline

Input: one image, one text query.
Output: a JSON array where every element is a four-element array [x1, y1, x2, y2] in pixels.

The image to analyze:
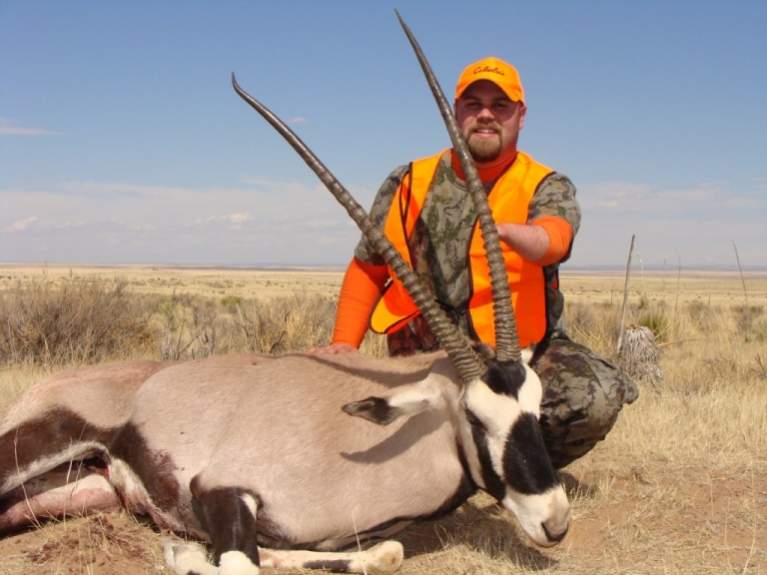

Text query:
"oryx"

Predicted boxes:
[[0, 13, 570, 575]]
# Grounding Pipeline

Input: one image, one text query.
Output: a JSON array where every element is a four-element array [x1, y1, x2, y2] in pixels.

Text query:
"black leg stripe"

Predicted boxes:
[[304, 559, 353, 571], [194, 486, 261, 566]]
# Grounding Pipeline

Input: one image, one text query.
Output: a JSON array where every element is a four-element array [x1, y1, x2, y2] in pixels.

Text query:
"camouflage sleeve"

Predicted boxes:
[[528, 172, 581, 235], [353, 165, 409, 264]]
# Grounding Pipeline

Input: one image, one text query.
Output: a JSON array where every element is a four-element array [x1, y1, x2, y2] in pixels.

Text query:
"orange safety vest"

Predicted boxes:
[[370, 149, 554, 348]]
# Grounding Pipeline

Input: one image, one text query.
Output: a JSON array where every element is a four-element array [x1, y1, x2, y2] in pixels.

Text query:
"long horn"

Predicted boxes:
[[232, 74, 483, 383], [395, 10, 521, 363]]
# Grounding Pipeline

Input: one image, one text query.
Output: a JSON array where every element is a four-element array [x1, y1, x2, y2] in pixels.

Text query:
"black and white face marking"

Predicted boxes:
[[462, 358, 570, 546]]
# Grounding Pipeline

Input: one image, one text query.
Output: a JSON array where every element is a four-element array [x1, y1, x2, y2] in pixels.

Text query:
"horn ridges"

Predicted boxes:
[[231, 73, 483, 383], [394, 11, 521, 363]]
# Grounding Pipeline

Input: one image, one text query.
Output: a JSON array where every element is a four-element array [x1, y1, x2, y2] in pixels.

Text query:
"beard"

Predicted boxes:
[[468, 135, 501, 162], [466, 125, 502, 162]]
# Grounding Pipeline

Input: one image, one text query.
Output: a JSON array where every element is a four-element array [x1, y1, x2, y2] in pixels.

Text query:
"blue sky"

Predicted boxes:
[[2, 1, 765, 268]]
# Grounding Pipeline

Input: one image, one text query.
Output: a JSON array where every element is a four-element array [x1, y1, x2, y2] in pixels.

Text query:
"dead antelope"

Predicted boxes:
[[0, 13, 570, 575]]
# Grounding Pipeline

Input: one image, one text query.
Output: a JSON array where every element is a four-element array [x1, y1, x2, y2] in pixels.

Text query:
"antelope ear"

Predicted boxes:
[[342, 397, 400, 426], [342, 380, 444, 426]]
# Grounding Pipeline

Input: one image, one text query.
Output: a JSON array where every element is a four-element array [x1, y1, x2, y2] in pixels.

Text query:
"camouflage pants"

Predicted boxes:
[[531, 330, 638, 468], [388, 321, 639, 469]]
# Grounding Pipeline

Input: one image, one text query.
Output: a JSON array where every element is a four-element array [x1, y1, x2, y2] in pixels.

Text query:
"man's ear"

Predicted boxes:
[[519, 102, 528, 130]]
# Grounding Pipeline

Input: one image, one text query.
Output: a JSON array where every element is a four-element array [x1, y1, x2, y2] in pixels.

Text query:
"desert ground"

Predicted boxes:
[[0, 265, 765, 574]]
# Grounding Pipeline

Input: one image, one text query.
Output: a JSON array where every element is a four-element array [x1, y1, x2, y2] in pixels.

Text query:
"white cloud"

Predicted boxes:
[[570, 179, 767, 267], [192, 212, 253, 228], [57, 181, 197, 199], [224, 212, 252, 224], [4, 216, 39, 232], [0, 119, 56, 136], [287, 116, 308, 125], [9, 174, 761, 268], [579, 181, 765, 216], [0, 177, 362, 265]]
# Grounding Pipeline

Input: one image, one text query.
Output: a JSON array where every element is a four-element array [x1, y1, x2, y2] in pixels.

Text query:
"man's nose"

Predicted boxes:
[[476, 107, 495, 121]]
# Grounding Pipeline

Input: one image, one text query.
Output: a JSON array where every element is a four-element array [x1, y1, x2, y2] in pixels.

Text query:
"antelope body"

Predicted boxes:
[[1, 351, 567, 574], [1, 13, 571, 574]]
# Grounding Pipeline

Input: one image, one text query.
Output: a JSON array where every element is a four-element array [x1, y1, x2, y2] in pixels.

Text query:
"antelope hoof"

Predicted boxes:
[[163, 539, 213, 575], [220, 550, 260, 575], [364, 540, 404, 575]]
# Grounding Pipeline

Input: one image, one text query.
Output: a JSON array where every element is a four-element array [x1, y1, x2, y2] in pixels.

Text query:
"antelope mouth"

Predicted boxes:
[[501, 486, 571, 548]]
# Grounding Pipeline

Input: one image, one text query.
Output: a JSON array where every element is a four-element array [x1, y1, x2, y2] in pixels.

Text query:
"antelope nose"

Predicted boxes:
[[541, 518, 569, 543]]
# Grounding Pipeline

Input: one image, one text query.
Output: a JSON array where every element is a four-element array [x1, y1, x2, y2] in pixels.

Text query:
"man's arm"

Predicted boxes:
[[327, 257, 389, 350], [312, 166, 408, 354], [495, 222, 551, 262], [497, 173, 580, 265]]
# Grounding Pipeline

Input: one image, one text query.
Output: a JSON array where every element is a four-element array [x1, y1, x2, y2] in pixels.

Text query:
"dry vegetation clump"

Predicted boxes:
[[733, 304, 767, 342], [0, 277, 387, 369], [0, 513, 164, 575], [564, 301, 621, 356], [617, 325, 663, 385], [150, 292, 386, 359], [228, 294, 338, 354], [0, 277, 153, 366]]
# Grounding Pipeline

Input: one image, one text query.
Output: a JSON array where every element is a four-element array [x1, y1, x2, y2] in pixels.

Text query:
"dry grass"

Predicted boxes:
[[0, 266, 765, 574], [0, 265, 345, 301], [0, 365, 50, 416], [0, 277, 153, 365], [0, 513, 166, 575], [0, 276, 387, 372]]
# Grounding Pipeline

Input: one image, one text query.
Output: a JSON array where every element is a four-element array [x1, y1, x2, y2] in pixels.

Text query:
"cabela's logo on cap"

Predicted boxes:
[[473, 65, 505, 76]]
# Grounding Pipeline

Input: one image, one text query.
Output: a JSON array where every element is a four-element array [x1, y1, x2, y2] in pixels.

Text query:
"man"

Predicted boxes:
[[317, 57, 637, 468]]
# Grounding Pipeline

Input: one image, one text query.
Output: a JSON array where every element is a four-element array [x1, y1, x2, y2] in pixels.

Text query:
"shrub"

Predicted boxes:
[[154, 293, 219, 360], [686, 300, 717, 333], [0, 277, 152, 366], [636, 304, 671, 343], [733, 304, 765, 342], [220, 295, 243, 314], [232, 295, 337, 354], [564, 301, 620, 357]]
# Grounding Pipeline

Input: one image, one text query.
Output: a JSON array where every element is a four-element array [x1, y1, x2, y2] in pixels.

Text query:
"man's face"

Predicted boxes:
[[455, 80, 527, 163]]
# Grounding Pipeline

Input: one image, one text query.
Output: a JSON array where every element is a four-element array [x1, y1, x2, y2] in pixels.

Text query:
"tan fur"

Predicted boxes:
[[137, 352, 467, 545], [1, 360, 167, 432]]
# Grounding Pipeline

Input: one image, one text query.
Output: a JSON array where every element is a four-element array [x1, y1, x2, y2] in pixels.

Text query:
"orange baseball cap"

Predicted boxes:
[[455, 57, 525, 103]]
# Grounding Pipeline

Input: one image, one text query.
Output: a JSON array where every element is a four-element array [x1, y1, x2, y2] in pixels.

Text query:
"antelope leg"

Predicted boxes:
[[260, 540, 404, 575], [164, 484, 262, 575]]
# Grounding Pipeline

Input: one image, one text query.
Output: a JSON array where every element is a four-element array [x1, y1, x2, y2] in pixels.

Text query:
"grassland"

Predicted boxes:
[[2, 264, 765, 306], [0, 265, 765, 574]]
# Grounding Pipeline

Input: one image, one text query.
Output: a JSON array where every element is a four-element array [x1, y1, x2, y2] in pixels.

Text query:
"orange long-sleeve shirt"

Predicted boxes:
[[332, 257, 389, 347]]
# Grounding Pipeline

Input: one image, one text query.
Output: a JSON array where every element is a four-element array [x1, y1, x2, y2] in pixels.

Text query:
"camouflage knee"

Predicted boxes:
[[531, 333, 638, 468]]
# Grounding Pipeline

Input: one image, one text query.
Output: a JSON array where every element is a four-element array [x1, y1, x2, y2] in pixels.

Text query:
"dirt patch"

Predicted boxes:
[[559, 465, 766, 574]]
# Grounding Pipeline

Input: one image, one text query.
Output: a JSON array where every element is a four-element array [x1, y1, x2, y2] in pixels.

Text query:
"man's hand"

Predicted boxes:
[[308, 342, 359, 355]]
